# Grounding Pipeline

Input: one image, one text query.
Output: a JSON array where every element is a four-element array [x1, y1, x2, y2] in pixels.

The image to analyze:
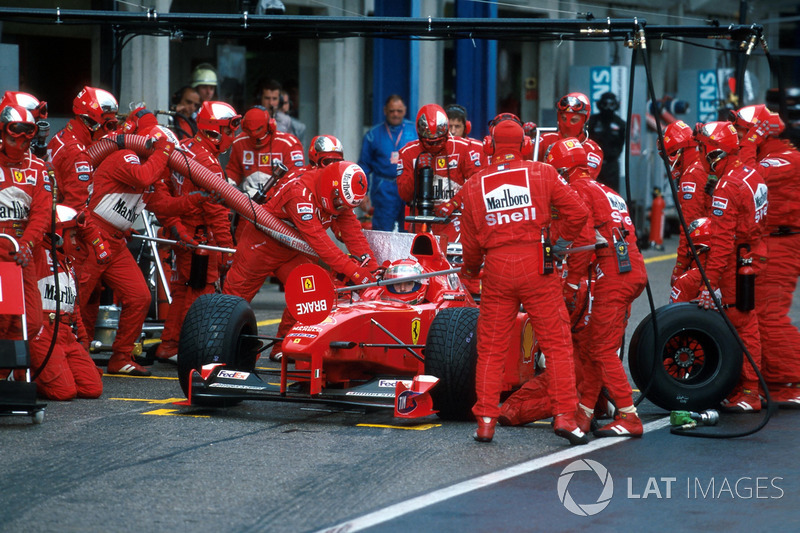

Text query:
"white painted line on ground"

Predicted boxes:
[[317, 417, 672, 533]]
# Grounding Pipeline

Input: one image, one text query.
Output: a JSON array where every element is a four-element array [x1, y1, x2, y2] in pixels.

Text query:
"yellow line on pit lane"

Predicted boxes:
[[258, 318, 282, 326], [110, 397, 188, 404], [142, 408, 210, 418], [357, 423, 442, 431], [644, 252, 677, 264]]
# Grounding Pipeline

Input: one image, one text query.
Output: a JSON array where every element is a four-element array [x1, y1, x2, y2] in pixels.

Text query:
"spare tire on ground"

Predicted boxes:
[[628, 302, 742, 412]]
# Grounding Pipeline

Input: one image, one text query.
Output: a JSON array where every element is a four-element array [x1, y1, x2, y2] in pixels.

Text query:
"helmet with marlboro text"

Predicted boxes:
[[316, 161, 368, 214]]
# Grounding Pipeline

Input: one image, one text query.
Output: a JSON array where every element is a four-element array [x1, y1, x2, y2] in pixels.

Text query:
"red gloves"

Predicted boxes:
[[743, 122, 770, 147], [11, 242, 33, 268], [169, 224, 199, 249], [150, 130, 175, 157], [89, 235, 112, 264], [205, 189, 225, 205], [434, 200, 459, 218], [697, 288, 721, 310], [187, 191, 212, 208], [460, 264, 481, 279], [347, 266, 375, 285]]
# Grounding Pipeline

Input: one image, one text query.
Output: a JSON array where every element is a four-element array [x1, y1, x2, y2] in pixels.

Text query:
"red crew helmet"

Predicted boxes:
[[316, 161, 368, 214], [73, 86, 119, 133], [309, 135, 344, 167], [545, 137, 588, 175], [416, 103, 449, 153], [196, 101, 241, 152], [694, 121, 739, 172]]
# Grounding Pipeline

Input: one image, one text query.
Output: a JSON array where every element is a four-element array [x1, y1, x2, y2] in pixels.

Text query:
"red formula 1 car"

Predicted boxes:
[[176, 232, 539, 420]]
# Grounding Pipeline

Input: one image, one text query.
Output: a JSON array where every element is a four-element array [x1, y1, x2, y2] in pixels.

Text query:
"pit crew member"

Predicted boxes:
[[29, 205, 103, 400], [732, 104, 800, 407], [694, 121, 768, 412], [154, 101, 240, 362], [76, 114, 201, 375], [49, 86, 119, 209], [459, 114, 589, 445], [396, 103, 482, 240], [546, 138, 648, 437], [660, 120, 713, 284], [537, 92, 603, 179], [226, 106, 304, 199], [223, 161, 378, 362], [0, 105, 51, 342]]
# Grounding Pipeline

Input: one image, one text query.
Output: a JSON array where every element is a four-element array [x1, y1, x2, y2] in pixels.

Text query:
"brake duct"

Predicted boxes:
[[86, 134, 317, 256]]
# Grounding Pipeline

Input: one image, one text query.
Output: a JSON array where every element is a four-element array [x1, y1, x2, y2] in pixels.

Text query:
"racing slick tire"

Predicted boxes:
[[178, 293, 260, 407], [628, 303, 742, 412], [425, 307, 479, 421]]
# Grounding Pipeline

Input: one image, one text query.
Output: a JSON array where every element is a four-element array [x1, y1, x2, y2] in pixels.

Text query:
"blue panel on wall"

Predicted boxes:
[[372, 1, 412, 126]]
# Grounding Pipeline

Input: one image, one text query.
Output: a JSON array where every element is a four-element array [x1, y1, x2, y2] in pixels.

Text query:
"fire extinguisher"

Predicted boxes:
[[649, 187, 665, 251], [188, 226, 209, 290], [736, 243, 755, 311]]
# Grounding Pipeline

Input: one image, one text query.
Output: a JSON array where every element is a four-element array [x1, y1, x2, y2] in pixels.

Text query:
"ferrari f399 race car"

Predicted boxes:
[[176, 231, 539, 420]]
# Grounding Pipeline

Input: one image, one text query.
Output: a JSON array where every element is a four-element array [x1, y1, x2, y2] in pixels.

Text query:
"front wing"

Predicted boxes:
[[185, 364, 438, 419]]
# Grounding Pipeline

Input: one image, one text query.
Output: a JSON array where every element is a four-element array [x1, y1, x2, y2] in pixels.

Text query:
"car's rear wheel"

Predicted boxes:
[[425, 307, 479, 420], [629, 302, 742, 412], [178, 293, 260, 407]]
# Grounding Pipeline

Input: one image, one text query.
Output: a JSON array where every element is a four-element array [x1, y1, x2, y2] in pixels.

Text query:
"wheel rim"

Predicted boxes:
[[662, 329, 719, 384]]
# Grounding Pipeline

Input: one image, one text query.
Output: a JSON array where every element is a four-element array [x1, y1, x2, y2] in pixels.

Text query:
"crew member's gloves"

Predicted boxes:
[[219, 251, 235, 276], [743, 122, 770, 147], [460, 264, 481, 279], [563, 282, 579, 313], [168, 224, 199, 249], [697, 287, 721, 310], [551, 237, 572, 259], [152, 135, 174, 157], [523, 122, 537, 138], [11, 242, 33, 268], [349, 266, 376, 285], [205, 189, 225, 205], [90, 236, 112, 265], [434, 200, 458, 218], [187, 191, 212, 208]]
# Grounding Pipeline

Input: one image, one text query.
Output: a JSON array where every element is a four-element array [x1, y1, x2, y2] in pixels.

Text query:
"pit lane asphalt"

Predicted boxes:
[[1, 235, 797, 533]]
